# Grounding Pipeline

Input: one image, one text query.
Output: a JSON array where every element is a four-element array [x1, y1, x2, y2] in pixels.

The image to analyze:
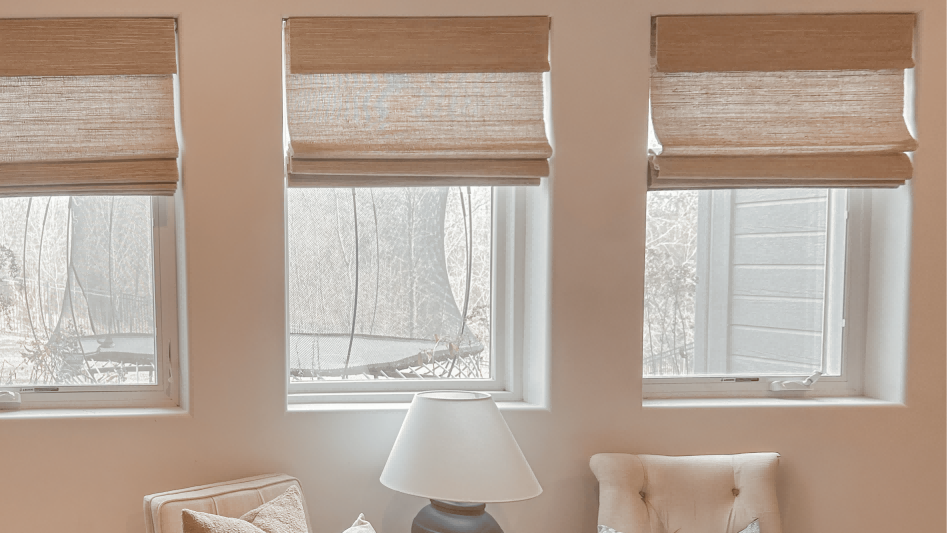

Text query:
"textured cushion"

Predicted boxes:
[[590, 453, 780, 533], [240, 486, 308, 533], [182, 511, 266, 533], [182, 486, 308, 533]]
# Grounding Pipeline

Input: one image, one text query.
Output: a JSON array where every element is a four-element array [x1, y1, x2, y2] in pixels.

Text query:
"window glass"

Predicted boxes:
[[0, 196, 156, 387], [287, 187, 492, 381], [643, 190, 698, 376], [643, 189, 845, 378]]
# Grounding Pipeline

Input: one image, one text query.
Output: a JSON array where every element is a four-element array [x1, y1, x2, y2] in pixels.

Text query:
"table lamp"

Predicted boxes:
[[380, 391, 542, 533]]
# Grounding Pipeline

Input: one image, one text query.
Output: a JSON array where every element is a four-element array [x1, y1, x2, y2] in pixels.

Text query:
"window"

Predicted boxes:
[[289, 187, 493, 383], [287, 185, 546, 403], [0, 196, 179, 408], [643, 188, 868, 396], [283, 17, 551, 404], [0, 18, 182, 409], [643, 14, 916, 399]]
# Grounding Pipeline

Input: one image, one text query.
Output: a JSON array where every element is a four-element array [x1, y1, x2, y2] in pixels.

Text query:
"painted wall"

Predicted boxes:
[[0, 1, 943, 532]]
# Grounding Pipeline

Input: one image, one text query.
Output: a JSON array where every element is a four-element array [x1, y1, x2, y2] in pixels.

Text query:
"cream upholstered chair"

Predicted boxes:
[[590, 453, 781, 533], [144, 473, 313, 533]]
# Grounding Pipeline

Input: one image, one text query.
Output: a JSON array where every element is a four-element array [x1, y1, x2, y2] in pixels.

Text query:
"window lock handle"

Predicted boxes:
[[0, 390, 21, 410], [769, 371, 822, 392]]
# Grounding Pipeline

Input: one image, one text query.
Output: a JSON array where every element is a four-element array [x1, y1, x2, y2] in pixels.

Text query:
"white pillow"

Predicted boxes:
[[342, 514, 376, 533], [739, 519, 761, 533]]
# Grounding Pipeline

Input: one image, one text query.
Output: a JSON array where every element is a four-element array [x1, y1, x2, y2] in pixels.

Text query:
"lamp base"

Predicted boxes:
[[411, 499, 503, 533]]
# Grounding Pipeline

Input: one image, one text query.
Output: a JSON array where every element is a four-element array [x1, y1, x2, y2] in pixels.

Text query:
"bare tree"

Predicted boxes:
[[643, 191, 698, 376]]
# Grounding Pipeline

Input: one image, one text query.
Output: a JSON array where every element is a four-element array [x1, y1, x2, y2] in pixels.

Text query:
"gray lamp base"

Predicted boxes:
[[411, 500, 503, 533]]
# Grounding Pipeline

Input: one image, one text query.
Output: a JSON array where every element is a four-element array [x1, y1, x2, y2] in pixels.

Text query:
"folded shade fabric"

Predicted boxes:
[[648, 153, 912, 190], [0, 18, 179, 196], [285, 17, 551, 187], [649, 13, 917, 190]]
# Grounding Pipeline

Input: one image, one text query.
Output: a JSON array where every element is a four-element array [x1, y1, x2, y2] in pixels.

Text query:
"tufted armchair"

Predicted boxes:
[[590, 453, 781, 533]]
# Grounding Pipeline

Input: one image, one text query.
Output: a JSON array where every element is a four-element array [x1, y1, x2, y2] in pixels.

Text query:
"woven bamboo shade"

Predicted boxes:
[[0, 18, 179, 196], [649, 14, 917, 190], [285, 17, 551, 187]]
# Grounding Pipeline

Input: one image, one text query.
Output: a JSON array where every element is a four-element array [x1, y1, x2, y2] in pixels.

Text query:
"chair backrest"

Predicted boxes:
[[590, 453, 781, 533], [143, 473, 312, 533]]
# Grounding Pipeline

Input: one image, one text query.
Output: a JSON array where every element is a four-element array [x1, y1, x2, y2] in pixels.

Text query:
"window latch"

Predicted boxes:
[[769, 371, 822, 392], [0, 390, 21, 410]]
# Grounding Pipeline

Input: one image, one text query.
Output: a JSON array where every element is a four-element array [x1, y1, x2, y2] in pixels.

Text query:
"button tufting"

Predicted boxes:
[[732, 488, 740, 497], [639, 491, 646, 500]]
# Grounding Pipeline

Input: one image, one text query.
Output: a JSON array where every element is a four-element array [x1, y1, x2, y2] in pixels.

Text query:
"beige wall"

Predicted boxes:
[[0, 1, 943, 532]]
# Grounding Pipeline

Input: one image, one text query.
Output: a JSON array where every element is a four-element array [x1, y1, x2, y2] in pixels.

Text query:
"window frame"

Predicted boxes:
[[643, 189, 875, 399], [0, 195, 182, 410]]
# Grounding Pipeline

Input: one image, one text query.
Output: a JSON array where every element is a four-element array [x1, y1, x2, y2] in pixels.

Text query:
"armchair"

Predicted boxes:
[[590, 453, 781, 533]]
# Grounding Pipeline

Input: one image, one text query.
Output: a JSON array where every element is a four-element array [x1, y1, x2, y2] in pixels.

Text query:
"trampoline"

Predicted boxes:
[[288, 187, 490, 381]]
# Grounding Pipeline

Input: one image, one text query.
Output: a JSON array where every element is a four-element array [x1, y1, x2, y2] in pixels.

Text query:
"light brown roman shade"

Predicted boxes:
[[0, 18, 179, 196], [649, 14, 917, 190], [285, 17, 551, 187]]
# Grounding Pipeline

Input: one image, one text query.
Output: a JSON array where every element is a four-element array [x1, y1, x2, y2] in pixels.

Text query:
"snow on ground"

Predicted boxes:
[[0, 332, 155, 386]]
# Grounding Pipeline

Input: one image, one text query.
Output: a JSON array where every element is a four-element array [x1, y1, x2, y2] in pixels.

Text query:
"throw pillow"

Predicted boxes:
[[182, 510, 267, 533], [240, 485, 308, 533], [181, 485, 308, 533], [738, 519, 761, 533], [342, 513, 377, 533]]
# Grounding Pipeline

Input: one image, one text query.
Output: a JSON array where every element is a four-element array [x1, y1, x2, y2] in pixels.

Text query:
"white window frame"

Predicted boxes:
[[644, 189, 879, 399], [286, 185, 547, 405], [0, 195, 182, 410]]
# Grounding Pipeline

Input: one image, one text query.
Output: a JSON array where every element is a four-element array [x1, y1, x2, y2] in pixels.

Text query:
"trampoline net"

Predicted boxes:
[[0, 196, 157, 386], [288, 187, 492, 380]]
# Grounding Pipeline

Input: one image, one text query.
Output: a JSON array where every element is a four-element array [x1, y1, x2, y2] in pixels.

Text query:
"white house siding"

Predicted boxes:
[[727, 189, 829, 374]]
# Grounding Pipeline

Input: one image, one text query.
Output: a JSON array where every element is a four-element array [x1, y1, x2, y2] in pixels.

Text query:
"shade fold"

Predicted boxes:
[[290, 158, 548, 177], [649, 154, 912, 189], [0, 75, 178, 164], [652, 69, 915, 157], [289, 158, 546, 186]]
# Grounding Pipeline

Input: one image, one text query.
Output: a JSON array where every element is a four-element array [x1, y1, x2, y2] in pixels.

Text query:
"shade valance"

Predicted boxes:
[[0, 18, 179, 196], [649, 13, 917, 190], [285, 17, 551, 187]]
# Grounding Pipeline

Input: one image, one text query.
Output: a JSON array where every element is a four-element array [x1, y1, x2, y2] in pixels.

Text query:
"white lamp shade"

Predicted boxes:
[[380, 391, 542, 503]]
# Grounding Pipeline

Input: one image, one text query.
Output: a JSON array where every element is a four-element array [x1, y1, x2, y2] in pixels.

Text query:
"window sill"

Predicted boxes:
[[643, 396, 903, 409], [0, 406, 189, 420], [287, 398, 548, 413]]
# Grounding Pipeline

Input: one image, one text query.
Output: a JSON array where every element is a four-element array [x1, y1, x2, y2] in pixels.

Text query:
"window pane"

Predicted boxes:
[[643, 191, 698, 376], [644, 189, 840, 377], [288, 187, 492, 381], [0, 197, 157, 386]]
